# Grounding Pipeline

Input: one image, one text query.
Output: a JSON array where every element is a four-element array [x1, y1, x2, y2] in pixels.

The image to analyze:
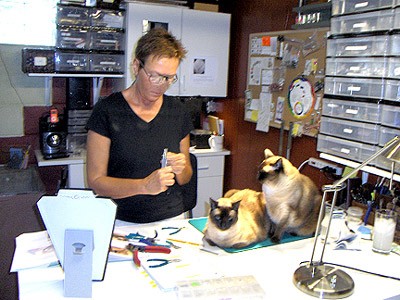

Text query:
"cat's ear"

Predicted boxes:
[[264, 148, 274, 158], [232, 200, 241, 211], [209, 198, 218, 210]]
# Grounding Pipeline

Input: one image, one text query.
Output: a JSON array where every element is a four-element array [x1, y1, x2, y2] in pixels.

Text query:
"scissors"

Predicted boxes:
[[146, 258, 181, 268]]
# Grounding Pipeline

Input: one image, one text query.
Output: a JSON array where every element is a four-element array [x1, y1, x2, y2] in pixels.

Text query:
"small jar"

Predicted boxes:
[[320, 207, 346, 243], [346, 206, 363, 230]]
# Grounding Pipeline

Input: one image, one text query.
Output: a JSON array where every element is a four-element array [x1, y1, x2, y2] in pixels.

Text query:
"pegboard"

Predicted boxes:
[[245, 27, 329, 137]]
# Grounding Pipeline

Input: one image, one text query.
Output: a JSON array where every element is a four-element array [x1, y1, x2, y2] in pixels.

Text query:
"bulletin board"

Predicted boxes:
[[245, 27, 329, 137]]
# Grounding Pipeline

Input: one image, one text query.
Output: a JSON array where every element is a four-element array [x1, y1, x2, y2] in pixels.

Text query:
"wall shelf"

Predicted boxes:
[[292, 2, 331, 29], [27, 73, 124, 106]]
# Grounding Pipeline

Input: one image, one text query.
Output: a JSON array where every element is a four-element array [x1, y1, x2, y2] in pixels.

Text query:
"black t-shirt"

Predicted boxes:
[[86, 92, 194, 223]]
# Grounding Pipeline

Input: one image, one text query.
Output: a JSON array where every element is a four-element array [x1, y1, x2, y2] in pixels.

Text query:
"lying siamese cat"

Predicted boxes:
[[257, 149, 322, 243], [203, 189, 270, 249]]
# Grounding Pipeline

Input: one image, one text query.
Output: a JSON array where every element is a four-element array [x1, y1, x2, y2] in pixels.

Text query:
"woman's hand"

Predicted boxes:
[[144, 166, 175, 195], [166, 152, 186, 175]]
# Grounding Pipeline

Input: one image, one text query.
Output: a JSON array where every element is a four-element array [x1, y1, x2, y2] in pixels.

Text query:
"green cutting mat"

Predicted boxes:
[[189, 218, 312, 253]]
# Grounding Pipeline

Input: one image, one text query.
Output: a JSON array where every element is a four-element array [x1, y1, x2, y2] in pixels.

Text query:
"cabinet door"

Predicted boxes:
[[194, 176, 223, 218], [125, 3, 182, 96], [180, 9, 231, 97]]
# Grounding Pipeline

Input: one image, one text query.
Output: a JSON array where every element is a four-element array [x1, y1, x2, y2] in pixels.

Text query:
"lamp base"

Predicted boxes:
[[293, 264, 354, 299]]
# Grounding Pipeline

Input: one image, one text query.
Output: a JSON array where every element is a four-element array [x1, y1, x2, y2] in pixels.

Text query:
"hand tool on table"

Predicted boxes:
[[146, 258, 181, 268], [127, 244, 171, 267]]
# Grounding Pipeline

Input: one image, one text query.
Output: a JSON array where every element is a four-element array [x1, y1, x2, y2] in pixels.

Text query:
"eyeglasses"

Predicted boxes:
[[139, 61, 178, 86]]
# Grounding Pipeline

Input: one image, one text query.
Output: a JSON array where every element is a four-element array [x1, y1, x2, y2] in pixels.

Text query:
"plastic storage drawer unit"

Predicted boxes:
[[379, 126, 400, 146], [384, 79, 400, 101], [382, 104, 400, 127], [320, 116, 380, 144], [331, 9, 393, 35], [90, 29, 125, 51], [325, 57, 387, 78], [331, 0, 394, 16], [389, 34, 400, 56], [322, 98, 382, 123], [56, 5, 90, 26], [327, 35, 390, 57], [90, 9, 125, 29], [56, 27, 90, 50], [317, 134, 379, 163], [324, 77, 386, 99], [386, 57, 400, 78], [55, 51, 89, 73], [89, 53, 124, 73]]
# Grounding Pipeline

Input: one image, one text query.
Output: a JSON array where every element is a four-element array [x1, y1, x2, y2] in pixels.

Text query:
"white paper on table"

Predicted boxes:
[[10, 231, 58, 272]]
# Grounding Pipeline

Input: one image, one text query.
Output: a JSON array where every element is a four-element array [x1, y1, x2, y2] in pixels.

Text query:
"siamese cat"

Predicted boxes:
[[257, 149, 322, 243], [203, 189, 270, 249]]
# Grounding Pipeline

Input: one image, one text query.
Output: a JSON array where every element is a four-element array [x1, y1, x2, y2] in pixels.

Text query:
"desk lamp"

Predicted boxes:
[[293, 135, 400, 299]]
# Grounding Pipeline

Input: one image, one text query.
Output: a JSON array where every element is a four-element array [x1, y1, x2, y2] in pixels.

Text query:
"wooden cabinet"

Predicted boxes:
[[124, 2, 231, 97], [191, 149, 230, 217]]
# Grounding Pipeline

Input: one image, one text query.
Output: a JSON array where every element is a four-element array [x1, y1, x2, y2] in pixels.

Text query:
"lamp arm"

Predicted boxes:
[[309, 136, 399, 266], [332, 136, 400, 189]]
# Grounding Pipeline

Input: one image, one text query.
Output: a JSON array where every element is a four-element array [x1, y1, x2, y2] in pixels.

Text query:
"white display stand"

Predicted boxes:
[[37, 189, 117, 297]]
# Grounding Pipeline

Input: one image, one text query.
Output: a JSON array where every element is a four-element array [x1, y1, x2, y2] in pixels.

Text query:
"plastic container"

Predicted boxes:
[[319, 116, 380, 144], [346, 206, 364, 230], [331, 0, 394, 16], [330, 9, 394, 35], [322, 98, 382, 123], [327, 35, 390, 57]]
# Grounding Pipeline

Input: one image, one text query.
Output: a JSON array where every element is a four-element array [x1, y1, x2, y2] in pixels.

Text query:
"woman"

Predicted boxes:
[[86, 28, 193, 223]]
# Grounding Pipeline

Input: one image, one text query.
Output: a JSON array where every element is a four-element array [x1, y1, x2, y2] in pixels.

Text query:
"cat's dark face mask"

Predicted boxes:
[[210, 199, 240, 230], [257, 158, 284, 183]]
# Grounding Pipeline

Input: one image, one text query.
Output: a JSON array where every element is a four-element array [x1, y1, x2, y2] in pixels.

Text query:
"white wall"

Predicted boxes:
[[0, 44, 47, 137]]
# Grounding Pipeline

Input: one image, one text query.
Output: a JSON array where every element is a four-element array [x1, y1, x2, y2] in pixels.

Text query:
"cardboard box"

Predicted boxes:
[[194, 3, 219, 12]]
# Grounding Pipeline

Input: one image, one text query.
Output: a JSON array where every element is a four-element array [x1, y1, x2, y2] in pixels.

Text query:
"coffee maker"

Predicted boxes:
[[39, 109, 68, 159]]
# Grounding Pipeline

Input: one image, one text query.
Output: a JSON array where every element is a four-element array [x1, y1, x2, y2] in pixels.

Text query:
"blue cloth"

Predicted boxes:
[[189, 218, 311, 253]]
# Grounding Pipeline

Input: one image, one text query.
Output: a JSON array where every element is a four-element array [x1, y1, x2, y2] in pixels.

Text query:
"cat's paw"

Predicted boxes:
[[232, 242, 249, 249], [270, 235, 281, 243]]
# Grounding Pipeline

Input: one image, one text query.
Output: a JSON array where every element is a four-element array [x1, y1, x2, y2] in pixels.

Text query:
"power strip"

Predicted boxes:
[[308, 157, 343, 175]]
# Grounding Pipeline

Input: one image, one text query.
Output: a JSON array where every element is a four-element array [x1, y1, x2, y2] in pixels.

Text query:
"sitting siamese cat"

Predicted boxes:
[[203, 189, 270, 249], [257, 149, 322, 243]]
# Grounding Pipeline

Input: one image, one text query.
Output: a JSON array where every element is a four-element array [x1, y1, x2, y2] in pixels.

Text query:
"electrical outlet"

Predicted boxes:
[[308, 158, 343, 175]]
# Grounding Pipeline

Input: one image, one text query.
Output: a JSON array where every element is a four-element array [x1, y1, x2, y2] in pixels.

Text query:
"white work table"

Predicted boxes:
[[16, 218, 400, 300]]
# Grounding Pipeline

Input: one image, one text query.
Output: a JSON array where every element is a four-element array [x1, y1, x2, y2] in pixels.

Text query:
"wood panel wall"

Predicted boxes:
[[217, 0, 336, 192]]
